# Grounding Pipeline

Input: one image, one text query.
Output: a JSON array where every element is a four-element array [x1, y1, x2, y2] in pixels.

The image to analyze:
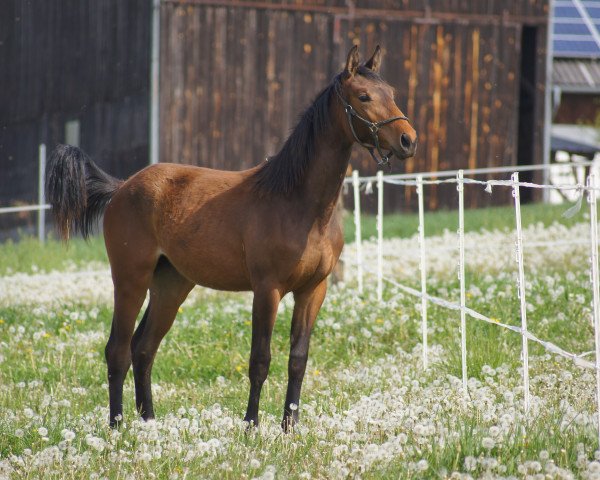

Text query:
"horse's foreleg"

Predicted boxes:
[[282, 280, 327, 432], [131, 258, 193, 421], [244, 286, 281, 427]]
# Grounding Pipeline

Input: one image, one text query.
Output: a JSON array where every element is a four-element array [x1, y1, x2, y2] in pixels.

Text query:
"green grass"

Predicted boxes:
[[0, 204, 598, 478], [0, 235, 107, 274]]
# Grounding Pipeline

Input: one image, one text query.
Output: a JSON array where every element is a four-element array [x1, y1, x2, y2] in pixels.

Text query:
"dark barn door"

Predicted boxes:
[[516, 26, 538, 203]]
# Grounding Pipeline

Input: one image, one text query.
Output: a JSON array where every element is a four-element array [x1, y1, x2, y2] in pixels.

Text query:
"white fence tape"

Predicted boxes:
[[416, 175, 428, 370], [512, 172, 531, 412], [588, 173, 600, 443], [349, 163, 600, 443], [457, 171, 468, 390], [361, 265, 597, 371]]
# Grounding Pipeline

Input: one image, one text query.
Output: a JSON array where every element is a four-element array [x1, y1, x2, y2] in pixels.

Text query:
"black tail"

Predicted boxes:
[[45, 144, 123, 240]]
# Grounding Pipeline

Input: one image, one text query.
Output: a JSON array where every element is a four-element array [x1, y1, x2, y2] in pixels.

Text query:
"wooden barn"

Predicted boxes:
[[0, 0, 152, 234], [0, 0, 550, 233]]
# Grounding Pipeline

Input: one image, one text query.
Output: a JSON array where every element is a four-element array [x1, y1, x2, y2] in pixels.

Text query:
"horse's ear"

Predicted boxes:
[[343, 45, 360, 79], [364, 45, 382, 72]]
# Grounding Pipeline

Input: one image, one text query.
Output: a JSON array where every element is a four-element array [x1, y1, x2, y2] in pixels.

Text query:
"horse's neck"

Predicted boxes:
[[297, 134, 352, 226]]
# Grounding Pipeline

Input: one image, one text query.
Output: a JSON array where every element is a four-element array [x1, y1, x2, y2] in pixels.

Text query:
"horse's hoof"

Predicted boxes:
[[243, 418, 259, 432], [109, 414, 123, 429]]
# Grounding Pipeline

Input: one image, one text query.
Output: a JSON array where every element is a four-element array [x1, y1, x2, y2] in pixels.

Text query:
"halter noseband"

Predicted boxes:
[[335, 80, 409, 169]]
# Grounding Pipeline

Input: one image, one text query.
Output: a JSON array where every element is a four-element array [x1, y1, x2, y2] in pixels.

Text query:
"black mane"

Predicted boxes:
[[252, 76, 338, 196], [252, 68, 383, 196]]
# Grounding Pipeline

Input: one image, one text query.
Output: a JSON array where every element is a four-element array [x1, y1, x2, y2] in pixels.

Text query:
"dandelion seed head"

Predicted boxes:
[[588, 462, 600, 474], [482, 437, 495, 450]]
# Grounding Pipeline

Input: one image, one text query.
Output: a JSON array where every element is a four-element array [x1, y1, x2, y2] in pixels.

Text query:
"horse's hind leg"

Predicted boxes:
[[281, 280, 327, 432], [105, 273, 153, 427], [104, 227, 160, 427], [131, 257, 193, 421]]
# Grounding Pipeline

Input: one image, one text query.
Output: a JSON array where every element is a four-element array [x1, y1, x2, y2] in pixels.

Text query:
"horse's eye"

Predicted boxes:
[[358, 94, 371, 102]]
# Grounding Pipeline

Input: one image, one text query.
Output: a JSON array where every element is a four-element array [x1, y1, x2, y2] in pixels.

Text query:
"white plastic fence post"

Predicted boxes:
[[417, 175, 428, 369], [457, 170, 467, 389], [352, 170, 363, 294], [376, 170, 384, 301], [512, 172, 530, 413], [38, 143, 46, 243], [587, 173, 600, 446]]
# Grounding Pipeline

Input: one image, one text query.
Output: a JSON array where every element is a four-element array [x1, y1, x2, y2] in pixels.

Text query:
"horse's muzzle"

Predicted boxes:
[[393, 134, 418, 159]]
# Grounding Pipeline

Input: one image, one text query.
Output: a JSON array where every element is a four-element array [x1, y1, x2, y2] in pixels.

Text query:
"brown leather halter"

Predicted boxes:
[[335, 80, 409, 168]]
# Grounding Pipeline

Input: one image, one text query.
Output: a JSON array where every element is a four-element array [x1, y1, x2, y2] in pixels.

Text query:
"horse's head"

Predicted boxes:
[[336, 45, 418, 166]]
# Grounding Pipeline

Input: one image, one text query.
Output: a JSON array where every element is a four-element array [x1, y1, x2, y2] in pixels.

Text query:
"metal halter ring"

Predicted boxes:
[[335, 80, 409, 169]]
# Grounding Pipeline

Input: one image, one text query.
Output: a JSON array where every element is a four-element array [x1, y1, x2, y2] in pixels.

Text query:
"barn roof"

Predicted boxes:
[[553, 58, 600, 91]]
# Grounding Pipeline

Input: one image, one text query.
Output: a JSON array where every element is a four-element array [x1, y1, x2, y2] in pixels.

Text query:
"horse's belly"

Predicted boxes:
[[177, 258, 251, 291], [163, 245, 251, 291]]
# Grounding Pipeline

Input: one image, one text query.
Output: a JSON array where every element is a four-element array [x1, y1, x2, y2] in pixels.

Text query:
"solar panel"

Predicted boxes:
[[586, 6, 600, 18], [554, 0, 600, 58], [555, 39, 600, 56], [555, 6, 580, 16], [555, 22, 591, 34]]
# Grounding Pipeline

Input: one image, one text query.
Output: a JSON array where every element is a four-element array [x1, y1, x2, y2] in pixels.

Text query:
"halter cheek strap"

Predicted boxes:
[[335, 80, 409, 169]]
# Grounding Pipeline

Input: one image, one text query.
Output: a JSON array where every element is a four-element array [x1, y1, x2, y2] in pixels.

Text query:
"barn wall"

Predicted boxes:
[[0, 0, 151, 231], [160, 0, 549, 211], [337, 19, 524, 210], [164, 0, 547, 20], [159, 4, 334, 168], [554, 93, 600, 125]]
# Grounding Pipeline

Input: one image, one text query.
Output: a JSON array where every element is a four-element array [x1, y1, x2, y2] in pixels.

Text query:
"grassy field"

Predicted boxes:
[[0, 204, 599, 478], [0, 201, 585, 275]]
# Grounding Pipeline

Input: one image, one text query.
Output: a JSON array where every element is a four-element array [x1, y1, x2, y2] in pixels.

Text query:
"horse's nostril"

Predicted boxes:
[[400, 133, 412, 151]]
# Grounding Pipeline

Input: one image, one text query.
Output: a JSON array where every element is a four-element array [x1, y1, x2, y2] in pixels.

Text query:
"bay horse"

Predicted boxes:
[[45, 45, 417, 431]]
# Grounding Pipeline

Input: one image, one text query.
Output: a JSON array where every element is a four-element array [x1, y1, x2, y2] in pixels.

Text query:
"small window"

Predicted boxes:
[[65, 119, 80, 147]]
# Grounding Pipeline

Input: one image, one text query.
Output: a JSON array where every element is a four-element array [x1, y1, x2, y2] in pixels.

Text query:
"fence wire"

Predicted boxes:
[[348, 165, 600, 443]]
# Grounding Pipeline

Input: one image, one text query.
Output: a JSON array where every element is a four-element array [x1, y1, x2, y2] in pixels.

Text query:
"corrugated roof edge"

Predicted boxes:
[[553, 58, 600, 91]]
